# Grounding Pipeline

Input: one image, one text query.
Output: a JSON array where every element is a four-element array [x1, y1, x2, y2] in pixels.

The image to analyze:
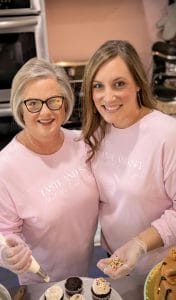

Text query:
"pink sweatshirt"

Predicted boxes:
[[92, 110, 176, 284], [0, 128, 99, 284]]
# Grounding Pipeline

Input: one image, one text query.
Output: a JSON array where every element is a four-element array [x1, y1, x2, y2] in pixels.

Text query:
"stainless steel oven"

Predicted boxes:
[[0, 0, 43, 15], [0, 0, 49, 117], [57, 62, 87, 129]]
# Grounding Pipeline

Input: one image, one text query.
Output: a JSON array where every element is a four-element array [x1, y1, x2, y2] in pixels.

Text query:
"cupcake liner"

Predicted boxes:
[[91, 287, 112, 300], [65, 276, 83, 297]]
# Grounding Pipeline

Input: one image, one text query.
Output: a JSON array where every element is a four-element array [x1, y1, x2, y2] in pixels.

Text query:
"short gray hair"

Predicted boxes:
[[10, 57, 75, 128]]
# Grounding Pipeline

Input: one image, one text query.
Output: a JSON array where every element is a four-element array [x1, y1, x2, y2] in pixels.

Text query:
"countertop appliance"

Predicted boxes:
[[151, 40, 176, 115]]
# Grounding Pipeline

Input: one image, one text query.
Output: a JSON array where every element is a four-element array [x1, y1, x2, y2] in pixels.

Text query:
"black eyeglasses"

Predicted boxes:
[[23, 95, 65, 113]]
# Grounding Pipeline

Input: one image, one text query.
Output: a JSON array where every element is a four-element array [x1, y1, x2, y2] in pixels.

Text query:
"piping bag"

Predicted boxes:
[[0, 234, 50, 283]]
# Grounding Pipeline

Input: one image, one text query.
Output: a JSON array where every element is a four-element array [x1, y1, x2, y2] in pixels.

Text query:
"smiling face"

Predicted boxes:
[[21, 77, 66, 145], [92, 56, 140, 128]]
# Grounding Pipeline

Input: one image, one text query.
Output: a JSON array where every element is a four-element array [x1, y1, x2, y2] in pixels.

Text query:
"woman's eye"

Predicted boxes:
[[30, 101, 37, 106], [92, 83, 102, 89], [28, 100, 38, 107], [115, 81, 125, 88]]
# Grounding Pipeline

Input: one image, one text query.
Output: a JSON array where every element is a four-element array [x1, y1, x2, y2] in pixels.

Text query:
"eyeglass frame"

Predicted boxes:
[[22, 95, 65, 113]]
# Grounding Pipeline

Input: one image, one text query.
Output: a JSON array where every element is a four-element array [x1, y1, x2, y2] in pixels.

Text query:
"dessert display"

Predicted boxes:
[[154, 247, 176, 300], [91, 277, 111, 300], [70, 294, 86, 300], [65, 276, 83, 297], [40, 277, 122, 300], [44, 285, 64, 300]]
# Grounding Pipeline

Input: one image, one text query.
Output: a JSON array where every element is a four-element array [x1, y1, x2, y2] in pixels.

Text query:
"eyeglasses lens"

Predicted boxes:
[[47, 97, 63, 110], [25, 96, 64, 113], [26, 100, 41, 112]]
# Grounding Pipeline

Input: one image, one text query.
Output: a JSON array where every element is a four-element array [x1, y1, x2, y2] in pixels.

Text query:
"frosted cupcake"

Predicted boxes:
[[91, 278, 111, 300], [70, 294, 86, 300], [44, 285, 64, 300], [65, 276, 83, 297]]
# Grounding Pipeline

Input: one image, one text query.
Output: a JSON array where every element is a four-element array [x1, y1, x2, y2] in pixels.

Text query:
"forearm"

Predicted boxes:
[[137, 226, 164, 252]]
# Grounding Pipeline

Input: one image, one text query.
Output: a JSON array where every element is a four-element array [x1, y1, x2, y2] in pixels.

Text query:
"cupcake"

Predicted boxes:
[[44, 285, 64, 300], [65, 276, 83, 297], [91, 278, 111, 300], [70, 294, 86, 300]]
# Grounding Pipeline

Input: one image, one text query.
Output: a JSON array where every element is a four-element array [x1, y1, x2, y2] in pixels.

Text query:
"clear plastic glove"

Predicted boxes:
[[97, 238, 147, 279], [1, 234, 32, 274]]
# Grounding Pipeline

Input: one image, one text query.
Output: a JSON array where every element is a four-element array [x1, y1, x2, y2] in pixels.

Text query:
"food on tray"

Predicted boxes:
[[154, 247, 176, 300], [44, 285, 64, 300], [65, 276, 83, 297], [70, 294, 86, 299], [91, 277, 111, 300], [42, 277, 122, 300]]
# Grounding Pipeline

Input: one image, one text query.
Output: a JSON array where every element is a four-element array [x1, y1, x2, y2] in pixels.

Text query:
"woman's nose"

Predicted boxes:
[[40, 102, 51, 114], [104, 89, 116, 102]]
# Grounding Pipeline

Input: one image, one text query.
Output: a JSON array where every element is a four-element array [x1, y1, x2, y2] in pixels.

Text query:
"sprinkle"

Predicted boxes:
[[108, 256, 124, 271]]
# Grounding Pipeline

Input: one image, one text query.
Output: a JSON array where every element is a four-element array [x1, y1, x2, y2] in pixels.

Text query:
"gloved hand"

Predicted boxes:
[[97, 238, 147, 279], [1, 234, 32, 274]]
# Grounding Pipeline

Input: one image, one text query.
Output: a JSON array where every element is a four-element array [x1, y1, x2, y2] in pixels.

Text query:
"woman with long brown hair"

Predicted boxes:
[[81, 40, 176, 299]]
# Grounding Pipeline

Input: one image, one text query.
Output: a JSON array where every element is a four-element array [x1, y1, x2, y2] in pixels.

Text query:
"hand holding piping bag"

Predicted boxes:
[[0, 234, 50, 282]]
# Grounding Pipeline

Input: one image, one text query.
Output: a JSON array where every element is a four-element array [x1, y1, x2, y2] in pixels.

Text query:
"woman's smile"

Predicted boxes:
[[102, 103, 123, 113], [37, 118, 55, 125]]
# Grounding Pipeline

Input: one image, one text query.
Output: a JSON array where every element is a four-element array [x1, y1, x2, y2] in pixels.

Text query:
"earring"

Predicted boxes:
[[137, 90, 142, 108]]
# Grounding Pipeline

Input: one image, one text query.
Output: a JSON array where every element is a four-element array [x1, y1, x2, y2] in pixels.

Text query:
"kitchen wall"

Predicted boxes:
[[45, 0, 167, 77]]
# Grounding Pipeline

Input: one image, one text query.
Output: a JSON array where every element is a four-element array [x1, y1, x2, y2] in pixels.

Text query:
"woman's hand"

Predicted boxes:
[[1, 234, 32, 274], [97, 238, 147, 279]]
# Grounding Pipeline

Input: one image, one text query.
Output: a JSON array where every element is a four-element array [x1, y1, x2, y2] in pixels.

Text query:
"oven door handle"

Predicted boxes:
[[0, 108, 12, 117], [0, 18, 38, 29]]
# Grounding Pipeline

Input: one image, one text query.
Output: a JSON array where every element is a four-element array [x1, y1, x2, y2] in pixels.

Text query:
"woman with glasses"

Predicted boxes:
[[0, 57, 99, 284], [81, 40, 176, 299]]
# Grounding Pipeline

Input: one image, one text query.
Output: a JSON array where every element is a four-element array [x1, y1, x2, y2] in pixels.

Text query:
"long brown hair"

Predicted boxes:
[[81, 40, 156, 160]]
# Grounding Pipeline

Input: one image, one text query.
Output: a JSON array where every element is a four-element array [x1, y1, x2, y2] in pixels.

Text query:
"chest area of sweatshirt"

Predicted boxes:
[[4, 154, 98, 219], [92, 131, 165, 196]]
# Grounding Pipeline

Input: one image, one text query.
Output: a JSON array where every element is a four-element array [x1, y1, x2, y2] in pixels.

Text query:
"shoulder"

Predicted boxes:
[[0, 136, 34, 175], [151, 110, 176, 126], [0, 137, 17, 160], [145, 110, 176, 136], [62, 127, 87, 152], [62, 128, 91, 165], [62, 127, 82, 140], [147, 111, 176, 155], [0, 137, 18, 177]]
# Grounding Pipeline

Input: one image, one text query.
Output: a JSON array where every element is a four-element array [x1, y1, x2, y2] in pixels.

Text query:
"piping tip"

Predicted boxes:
[[36, 268, 50, 282]]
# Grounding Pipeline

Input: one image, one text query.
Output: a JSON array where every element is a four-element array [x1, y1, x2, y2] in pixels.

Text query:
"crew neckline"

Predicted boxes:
[[109, 109, 156, 133], [14, 128, 66, 158]]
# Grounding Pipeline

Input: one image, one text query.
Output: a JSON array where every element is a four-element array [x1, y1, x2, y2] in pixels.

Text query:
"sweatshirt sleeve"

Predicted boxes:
[[152, 134, 176, 247], [0, 180, 23, 267]]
